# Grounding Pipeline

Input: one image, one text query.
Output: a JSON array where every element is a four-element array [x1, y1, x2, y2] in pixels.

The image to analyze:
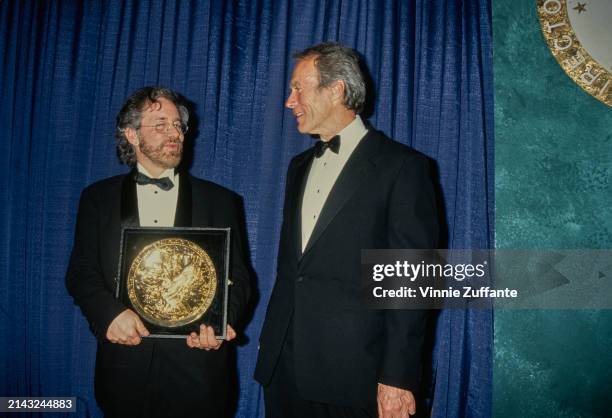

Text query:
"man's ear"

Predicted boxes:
[[125, 127, 139, 146], [330, 80, 346, 104]]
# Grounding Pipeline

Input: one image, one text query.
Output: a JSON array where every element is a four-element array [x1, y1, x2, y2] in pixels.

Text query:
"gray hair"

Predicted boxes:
[[115, 86, 189, 166], [293, 42, 366, 113]]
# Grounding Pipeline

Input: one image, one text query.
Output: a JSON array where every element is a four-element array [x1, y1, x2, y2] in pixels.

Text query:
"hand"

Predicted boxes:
[[186, 324, 237, 350], [377, 383, 416, 418], [106, 309, 149, 345]]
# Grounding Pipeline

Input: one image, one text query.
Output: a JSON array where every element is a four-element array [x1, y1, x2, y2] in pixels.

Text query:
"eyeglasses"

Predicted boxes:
[[140, 121, 188, 135]]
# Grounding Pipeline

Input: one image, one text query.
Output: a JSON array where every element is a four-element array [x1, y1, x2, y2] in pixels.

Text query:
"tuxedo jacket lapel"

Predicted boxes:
[[120, 170, 139, 228], [302, 132, 380, 256], [288, 150, 315, 262], [174, 173, 193, 227]]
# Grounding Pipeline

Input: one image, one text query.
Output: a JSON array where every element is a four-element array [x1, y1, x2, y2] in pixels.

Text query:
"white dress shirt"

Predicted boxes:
[[136, 163, 180, 227], [301, 115, 368, 252]]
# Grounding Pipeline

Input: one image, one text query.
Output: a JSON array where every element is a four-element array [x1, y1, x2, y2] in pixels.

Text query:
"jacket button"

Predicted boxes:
[[297, 276, 304, 282]]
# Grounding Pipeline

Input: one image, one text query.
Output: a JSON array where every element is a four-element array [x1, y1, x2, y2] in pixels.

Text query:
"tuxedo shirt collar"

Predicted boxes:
[[300, 115, 368, 251], [324, 114, 368, 159], [136, 163, 178, 183]]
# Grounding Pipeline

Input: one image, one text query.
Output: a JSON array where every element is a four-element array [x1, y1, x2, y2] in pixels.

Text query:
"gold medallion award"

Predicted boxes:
[[127, 238, 217, 328], [538, 0, 612, 106]]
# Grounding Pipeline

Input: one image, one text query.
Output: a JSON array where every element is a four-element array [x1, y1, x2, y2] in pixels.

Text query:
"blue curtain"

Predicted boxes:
[[0, 1, 493, 417]]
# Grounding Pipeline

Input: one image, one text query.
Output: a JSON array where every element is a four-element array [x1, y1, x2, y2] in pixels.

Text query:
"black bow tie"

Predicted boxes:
[[134, 172, 174, 191], [314, 135, 341, 158]]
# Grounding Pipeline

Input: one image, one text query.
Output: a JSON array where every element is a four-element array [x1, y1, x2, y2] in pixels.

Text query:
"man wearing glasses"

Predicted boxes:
[[66, 87, 250, 417]]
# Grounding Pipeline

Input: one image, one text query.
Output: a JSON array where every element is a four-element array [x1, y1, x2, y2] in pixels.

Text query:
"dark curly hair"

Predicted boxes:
[[115, 86, 189, 166]]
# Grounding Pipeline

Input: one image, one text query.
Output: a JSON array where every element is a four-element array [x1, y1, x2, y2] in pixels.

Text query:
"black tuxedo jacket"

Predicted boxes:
[[255, 130, 438, 408], [66, 171, 250, 416]]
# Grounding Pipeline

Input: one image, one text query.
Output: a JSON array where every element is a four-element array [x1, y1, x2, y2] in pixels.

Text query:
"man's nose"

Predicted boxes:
[[285, 91, 296, 109], [167, 125, 182, 139]]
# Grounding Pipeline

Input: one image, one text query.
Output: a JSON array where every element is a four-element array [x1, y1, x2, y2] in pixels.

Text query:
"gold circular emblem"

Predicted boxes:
[[538, 0, 611, 106], [127, 238, 217, 327]]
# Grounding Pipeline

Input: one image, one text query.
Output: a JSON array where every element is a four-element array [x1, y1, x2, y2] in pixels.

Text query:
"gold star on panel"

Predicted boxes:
[[573, 2, 587, 13]]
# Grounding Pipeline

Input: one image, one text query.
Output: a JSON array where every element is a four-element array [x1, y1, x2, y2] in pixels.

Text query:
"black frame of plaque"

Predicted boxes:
[[116, 227, 230, 339]]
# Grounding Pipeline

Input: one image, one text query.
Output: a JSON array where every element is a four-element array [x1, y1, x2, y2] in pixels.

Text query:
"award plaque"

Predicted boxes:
[[116, 227, 230, 339]]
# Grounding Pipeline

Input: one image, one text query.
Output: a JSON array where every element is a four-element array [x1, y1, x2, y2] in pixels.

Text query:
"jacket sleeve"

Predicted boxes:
[[378, 152, 439, 392], [65, 186, 126, 340]]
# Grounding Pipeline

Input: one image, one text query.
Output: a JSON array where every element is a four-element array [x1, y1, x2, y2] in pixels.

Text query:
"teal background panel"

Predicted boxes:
[[493, 0, 612, 417]]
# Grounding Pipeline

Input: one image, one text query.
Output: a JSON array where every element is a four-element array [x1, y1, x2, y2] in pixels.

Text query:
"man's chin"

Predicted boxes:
[[164, 152, 182, 165], [158, 156, 182, 170]]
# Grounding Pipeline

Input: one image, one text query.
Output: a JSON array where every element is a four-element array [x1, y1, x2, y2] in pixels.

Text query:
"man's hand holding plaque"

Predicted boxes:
[[187, 324, 237, 350], [106, 309, 236, 350], [106, 309, 150, 345]]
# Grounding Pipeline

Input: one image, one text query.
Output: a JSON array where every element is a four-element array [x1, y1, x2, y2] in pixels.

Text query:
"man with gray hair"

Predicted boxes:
[[255, 43, 438, 417], [66, 86, 250, 417]]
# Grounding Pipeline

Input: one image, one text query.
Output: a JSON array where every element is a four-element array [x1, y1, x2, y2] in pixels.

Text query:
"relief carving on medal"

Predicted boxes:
[[127, 238, 217, 328], [538, 0, 611, 106]]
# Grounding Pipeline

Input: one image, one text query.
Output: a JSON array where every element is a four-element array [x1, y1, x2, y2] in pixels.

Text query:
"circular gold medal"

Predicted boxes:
[[127, 238, 217, 327]]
